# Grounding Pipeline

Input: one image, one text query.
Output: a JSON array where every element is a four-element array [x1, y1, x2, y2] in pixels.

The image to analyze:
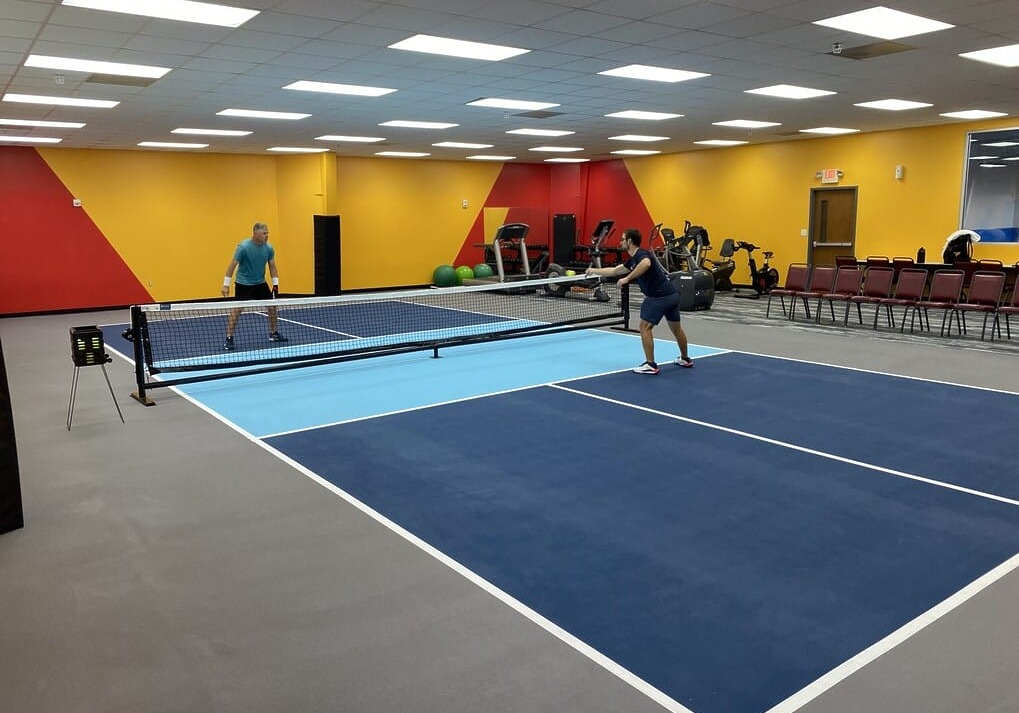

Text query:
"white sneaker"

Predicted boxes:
[[632, 361, 660, 375], [675, 357, 694, 368]]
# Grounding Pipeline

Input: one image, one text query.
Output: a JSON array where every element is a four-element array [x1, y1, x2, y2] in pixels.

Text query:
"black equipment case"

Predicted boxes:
[[669, 269, 715, 311]]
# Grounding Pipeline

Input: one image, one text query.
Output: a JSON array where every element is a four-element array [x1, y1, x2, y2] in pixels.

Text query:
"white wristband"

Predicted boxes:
[[272, 277, 279, 286], [222, 277, 232, 288]]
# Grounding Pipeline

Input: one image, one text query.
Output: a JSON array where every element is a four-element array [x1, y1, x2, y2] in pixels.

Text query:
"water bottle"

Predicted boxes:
[[917, 246, 926, 263]]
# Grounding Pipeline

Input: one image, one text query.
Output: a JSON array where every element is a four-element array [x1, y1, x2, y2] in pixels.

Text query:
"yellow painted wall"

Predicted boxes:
[[335, 157, 502, 289], [274, 153, 335, 295], [39, 148, 280, 301], [625, 119, 1019, 284]]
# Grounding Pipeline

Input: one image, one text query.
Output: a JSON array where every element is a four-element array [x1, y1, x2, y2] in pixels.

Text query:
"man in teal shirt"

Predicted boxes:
[[221, 222, 288, 350]]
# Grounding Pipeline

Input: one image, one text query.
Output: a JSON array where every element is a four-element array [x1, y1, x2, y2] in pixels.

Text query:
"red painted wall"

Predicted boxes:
[[0, 147, 150, 314]]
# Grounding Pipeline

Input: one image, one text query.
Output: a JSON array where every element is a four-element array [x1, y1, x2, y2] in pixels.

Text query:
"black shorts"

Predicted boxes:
[[236, 282, 272, 300]]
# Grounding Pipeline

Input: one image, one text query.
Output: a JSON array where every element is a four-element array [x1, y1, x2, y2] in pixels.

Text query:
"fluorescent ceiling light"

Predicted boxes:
[[544, 158, 589, 163], [529, 146, 583, 152], [61, 0, 258, 28], [389, 34, 529, 61], [1002, 157, 1019, 162], [940, 110, 1008, 120], [611, 150, 660, 156], [375, 151, 430, 157], [283, 81, 395, 97], [3, 93, 118, 108], [380, 120, 457, 129], [855, 99, 932, 111], [746, 84, 835, 99], [979, 163, 1007, 168], [608, 134, 668, 142], [694, 140, 747, 146], [138, 141, 208, 148], [432, 142, 494, 149], [598, 64, 709, 83], [267, 147, 329, 153], [960, 44, 1019, 68], [984, 141, 1019, 147], [0, 118, 85, 128], [315, 135, 386, 143], [218, 109, 309, 120], [466, 98, 559, 111], [813, 6, 953, 40], [713, 119, 780, 129], [25, 54, 170, 79], [467, 155, 515, 161], [506, 128, 574, 137], [606, 110, 682, 120], [0, 135, 62, 143], [969, 155, 998, 160], [799, 127, 860, 135], [173, 128, 251, 136]]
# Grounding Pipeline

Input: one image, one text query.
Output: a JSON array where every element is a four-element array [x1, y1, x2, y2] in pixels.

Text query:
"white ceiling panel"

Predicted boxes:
[[0, 0, 1014, 160]]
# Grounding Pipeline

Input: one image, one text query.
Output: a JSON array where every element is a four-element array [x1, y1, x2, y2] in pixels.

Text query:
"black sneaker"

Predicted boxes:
[[224, 336, 235, 351], [268, 332, 289, 343]]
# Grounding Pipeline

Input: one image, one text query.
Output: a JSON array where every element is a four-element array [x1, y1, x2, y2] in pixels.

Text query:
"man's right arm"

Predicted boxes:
[[222, 259, 238, 297]]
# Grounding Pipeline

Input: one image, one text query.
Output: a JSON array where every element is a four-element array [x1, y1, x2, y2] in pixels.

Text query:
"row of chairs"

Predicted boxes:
[[766, 264, 1019, 340]]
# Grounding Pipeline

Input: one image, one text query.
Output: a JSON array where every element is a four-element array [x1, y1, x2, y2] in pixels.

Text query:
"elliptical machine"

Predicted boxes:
[[729, 239, 779, 298]]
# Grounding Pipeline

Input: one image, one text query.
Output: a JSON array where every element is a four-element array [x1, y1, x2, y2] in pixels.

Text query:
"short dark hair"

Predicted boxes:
[[622, 228, 642, 247]]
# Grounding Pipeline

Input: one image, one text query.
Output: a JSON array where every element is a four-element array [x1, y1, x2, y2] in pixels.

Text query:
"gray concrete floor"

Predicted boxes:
[[1, 298, 1017, 713]]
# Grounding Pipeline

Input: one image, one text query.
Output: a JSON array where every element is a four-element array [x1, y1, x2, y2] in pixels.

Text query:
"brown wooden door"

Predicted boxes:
[[809, 187, 857, 266]]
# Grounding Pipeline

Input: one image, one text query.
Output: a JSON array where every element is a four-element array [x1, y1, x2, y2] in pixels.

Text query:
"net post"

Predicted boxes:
[[612, 282, 639, 333], [129, 306, 155, 406]]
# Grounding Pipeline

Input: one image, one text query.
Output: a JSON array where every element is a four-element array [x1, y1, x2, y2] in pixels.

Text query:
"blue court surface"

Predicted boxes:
[[105, 325, 1019, 713]]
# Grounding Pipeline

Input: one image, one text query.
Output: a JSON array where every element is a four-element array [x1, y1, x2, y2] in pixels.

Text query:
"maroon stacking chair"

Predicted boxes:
[[865, 255, 891, 267], [835, 255, 858, 267], [995, 280, 1019, 339], [789, 265, 836, 321], [891, 256, 915, 282], [908, 269, 965, 335], [814, 266, 864, 324], [955, 271, 1005, 340], [765, 263, 810, 318], [876, 268, 927, 331], [847, 266, 894, 326]]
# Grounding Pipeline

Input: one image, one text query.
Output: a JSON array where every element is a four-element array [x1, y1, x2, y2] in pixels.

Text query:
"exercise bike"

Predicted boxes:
[[728, 239, 779, 298]]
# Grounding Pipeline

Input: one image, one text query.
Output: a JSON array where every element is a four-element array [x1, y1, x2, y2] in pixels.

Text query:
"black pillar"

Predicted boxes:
[[0, 335, 24, 534]]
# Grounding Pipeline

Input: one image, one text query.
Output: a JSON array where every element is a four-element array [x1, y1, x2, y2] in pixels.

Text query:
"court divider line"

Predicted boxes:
[[549, 384, 1019, 508], [763, 553, 1019, 713]]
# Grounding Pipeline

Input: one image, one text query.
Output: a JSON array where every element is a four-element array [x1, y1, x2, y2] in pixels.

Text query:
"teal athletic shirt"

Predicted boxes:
[[233, 238, 275, 285]]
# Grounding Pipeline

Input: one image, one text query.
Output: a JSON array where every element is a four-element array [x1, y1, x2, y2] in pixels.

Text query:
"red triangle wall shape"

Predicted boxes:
[[0, 147, 152, 315]]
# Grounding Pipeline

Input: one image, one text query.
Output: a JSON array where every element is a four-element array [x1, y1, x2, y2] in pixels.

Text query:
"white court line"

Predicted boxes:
[[160, 378, 696, 713], [550, 384, 1019, 508], [733, 347, 1019, 396], [764, 553, 1019, 713]]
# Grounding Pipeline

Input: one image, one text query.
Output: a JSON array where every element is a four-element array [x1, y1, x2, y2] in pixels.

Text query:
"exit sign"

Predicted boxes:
[[820, 168, 841, 184]]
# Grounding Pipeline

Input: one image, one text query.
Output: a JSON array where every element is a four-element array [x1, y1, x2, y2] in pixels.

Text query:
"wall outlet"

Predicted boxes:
[[800, 228, 808, 237], [461, 198, 468, 209], [72, 198, 82, 207], [894, 164, 905, 180]]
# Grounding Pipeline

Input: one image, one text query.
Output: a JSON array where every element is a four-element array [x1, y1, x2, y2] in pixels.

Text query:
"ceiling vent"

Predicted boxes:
[[829, 41, 914, 60], [514, 110, 564, 119], [86, 74, 159, 87]]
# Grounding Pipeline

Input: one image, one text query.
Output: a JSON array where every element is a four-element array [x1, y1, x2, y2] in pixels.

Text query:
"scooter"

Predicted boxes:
[[728, 239, 779, 298]]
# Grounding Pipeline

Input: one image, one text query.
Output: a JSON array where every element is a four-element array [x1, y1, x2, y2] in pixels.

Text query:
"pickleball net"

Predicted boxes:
[[128, 275, 629, 403]]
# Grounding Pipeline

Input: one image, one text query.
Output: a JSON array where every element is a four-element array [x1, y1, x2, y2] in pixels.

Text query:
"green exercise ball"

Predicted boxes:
[[473, 263, 494, 279], [455, 265, 475, 285], [433, 264, 457, 287]]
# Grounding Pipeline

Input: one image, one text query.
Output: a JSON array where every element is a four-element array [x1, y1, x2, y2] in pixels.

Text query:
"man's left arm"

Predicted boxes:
[[268, 258, 280, 296]]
